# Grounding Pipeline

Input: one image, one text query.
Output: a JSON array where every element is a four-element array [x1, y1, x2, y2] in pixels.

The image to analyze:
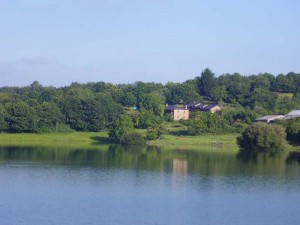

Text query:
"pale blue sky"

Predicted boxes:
[[1, 0, 299, 86]]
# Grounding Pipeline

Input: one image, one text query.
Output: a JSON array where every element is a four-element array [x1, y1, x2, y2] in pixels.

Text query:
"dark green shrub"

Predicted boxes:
[[146, 128, 158, 140], [279, 118, 300, 143], [146, 124, 167, 140], [237, 123, 287, 153], [109, 114, 134, 142], [120, 132, 146, 145]]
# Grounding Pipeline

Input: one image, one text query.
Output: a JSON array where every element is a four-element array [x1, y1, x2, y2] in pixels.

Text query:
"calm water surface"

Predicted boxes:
[[1, 145, 300, 225]]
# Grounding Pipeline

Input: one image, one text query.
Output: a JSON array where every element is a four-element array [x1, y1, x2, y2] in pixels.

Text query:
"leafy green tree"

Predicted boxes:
[[109, 114, 134, 142], [121, 92, 137, 107], [186, 112, 226, 135], [275, 74, 295, 93], [165, 82, 202, 104], [146, 124, 166, 140], [217, 73, 250, 105], [36, 102, 64, 132], [219, 107, 257, 132], [5, 101, 37, 133], [139, 93, 164, 116], [237, 123, 287, 153], [249, 74, 272, 91], [136, 109, 161, 129], [249, 88, 278, 112], [211, 85, 228, 102], [278, 118, 300, 143], [196, 68, 216, 98], [0, 104, 8, 131]]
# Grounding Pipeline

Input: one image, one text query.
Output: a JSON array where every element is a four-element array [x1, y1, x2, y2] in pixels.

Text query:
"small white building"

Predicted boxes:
[[285, 110, 300, 119], [255, 115, 285, 123]]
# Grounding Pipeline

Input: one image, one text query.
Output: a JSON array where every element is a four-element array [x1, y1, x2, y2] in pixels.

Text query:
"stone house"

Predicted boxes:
[[165, 105, 190, 121]]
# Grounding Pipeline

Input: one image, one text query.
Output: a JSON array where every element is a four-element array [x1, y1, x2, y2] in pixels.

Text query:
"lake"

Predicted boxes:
[[0, 145, 300, 225]]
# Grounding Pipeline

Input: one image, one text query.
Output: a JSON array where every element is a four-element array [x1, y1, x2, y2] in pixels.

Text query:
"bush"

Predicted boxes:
[[237, 123, 287, 153], [278, 118, 300, 143], [146, 124, 167, 140], [186, 111, 226, 135], [120, 132, 146, 146], [146, 129, 158, 140], [109, 114, 134, 142]]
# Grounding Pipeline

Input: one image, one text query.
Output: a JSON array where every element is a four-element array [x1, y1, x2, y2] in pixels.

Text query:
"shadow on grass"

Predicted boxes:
[[90, 136, 114, 145], [169, 130, 189, 136]]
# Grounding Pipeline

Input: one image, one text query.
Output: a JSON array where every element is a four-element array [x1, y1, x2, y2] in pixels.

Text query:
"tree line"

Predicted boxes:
[[0, 69, 299, 138]]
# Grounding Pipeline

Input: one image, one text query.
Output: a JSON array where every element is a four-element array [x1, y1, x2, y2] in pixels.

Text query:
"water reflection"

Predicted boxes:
[[286, 151, 300, 164], [1, 145, 300, 225], [173, 159, 188, 174], [0, 145, 299, 179]]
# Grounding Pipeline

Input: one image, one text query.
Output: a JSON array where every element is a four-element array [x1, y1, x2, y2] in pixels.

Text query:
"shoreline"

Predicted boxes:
[[0, 132, 238, 150], [0, 132, 298, 152]]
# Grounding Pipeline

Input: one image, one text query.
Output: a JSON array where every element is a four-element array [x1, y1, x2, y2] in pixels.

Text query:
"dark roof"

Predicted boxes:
[[166, 103, 220, 112], [187, 102, 201, 108], [165, 105, 175, 111], [165, 105, 188, 111], [198, 104, 219, 110]]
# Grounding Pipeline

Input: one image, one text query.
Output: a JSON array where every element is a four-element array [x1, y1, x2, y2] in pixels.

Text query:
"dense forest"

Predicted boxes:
[[0, 69, 300, 140]]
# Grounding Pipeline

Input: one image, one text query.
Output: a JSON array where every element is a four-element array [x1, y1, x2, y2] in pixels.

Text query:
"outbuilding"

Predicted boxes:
[[255, 115, 285, 123]]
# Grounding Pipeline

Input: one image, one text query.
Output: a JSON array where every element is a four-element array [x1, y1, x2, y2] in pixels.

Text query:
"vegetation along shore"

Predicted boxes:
[[0, 69, 299, 151]]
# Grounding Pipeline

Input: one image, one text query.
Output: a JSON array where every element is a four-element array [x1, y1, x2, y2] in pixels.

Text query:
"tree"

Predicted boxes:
[[146, 124, 166, 140], [36, 102, 64, 132], [139, 93, 164, 116], [275, 74, 295, 93], [165, 82, 202, 104], [211, 85, 228, 102], [109, 114, 134, 142], [237, 123, 287, 153], [219, 107, 257, 132], [0, 104, 7, 131], [5, 101, 37, 133], [186, 112, 226, 135], [249, 88, 278, 112], [136, 109, 161, 129], [278, 118, 300, 143], [196, 68, 216, 98]]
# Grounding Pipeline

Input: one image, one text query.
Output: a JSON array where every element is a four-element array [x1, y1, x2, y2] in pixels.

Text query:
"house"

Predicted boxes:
[[165, 105, 190, 121], [188, 102, 221, 113], [165, 102, 221, 120], [255, 115, 285, 123], [285, 110, 300, 119]]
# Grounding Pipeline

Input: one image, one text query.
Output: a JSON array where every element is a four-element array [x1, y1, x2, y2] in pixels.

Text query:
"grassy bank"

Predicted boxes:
[[0, 131, 239, 151], [1, 131, 298, 152], [0, 132, 110, 150], [148, 133, 239, 151]]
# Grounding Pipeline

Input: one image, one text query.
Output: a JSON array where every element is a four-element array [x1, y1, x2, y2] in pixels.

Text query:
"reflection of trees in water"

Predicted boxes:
[[236, 150, 283, 163], [286, 152, 300, 164], [236, 150, 258, 163], [0, 146, 297, 178]]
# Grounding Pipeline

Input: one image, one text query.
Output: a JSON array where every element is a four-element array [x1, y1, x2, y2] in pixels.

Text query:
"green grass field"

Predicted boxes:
[[0, 132, 110, 150], [0, 130, 239, 151], [148, 133, 239, 151], [0, 128, 298, 152]]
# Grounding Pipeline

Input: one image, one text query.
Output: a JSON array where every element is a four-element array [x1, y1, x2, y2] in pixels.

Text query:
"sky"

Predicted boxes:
[[1, 0, 300, 87]]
